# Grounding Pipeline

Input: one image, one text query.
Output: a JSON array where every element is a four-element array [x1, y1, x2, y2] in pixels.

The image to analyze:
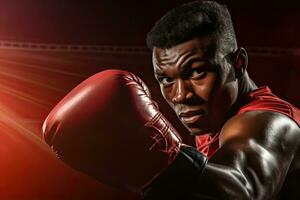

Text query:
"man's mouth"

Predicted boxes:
[[178, 110, 205, 124]]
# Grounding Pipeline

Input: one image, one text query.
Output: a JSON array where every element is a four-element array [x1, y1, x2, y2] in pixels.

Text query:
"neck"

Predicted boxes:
[[226, 71, 257, 119], [238, 71, 257, 98]]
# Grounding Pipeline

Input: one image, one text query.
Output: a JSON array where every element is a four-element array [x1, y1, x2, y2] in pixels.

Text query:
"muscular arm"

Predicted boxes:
[[144, 111, 300, 200], [198, 111, 300, 200]]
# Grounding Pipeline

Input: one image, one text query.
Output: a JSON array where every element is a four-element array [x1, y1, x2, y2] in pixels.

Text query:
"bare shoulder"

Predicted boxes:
[[220, 111, 300, 153]]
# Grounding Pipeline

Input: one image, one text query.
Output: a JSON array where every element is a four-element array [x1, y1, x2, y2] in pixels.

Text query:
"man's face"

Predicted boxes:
[[153, 36, 238, 135]]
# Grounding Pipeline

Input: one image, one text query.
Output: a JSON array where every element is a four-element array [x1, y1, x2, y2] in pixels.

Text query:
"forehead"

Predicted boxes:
[[152, 36, 216, 67]]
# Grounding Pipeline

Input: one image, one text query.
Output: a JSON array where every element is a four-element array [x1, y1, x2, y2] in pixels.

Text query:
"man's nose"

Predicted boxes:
[[172, 79, 193, 103]]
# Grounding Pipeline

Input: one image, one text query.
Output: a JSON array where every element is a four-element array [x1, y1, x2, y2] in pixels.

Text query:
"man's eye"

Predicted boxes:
[[190, 69, 207, 79], [158, 77, 174, 85]]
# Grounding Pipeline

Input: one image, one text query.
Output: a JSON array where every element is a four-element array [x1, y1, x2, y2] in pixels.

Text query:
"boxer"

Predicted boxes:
[[144, 1, 300, 199]]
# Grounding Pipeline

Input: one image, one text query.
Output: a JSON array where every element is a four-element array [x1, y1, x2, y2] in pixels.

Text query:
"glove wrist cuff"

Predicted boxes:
[[142, 145, 207, 199]]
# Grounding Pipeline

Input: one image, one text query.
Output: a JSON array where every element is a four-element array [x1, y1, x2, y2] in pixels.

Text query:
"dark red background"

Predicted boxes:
[[0, 0, 299, 199]]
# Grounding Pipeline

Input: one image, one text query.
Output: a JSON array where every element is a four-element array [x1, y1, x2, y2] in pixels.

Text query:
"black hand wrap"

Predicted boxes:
[[143, 145, 208, 200]]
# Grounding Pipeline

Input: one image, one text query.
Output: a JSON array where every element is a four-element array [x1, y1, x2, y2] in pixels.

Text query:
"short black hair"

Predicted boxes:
[[146, 0, 237, 53]]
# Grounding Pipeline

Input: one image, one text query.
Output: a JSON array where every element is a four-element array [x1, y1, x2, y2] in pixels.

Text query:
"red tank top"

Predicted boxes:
[[195, 86, 300, 158]]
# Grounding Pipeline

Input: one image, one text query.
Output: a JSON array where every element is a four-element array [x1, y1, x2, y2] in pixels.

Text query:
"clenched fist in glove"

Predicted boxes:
[[43, 70, 207, 196]]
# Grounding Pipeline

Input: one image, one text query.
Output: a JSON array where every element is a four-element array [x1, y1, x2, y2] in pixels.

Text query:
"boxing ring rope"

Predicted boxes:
[[0, 40, 299, 57]]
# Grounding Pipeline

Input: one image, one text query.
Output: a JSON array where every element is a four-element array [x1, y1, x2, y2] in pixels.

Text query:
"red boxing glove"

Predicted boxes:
[[43, 70, 182, 192]]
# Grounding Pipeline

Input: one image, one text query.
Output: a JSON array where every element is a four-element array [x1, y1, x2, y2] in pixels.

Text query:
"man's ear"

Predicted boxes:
[[233, 48, 248, 78]]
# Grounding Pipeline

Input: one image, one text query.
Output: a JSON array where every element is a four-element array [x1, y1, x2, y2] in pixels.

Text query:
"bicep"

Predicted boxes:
[[204, 111, 300, 199], [208, 139, 284, 199]]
